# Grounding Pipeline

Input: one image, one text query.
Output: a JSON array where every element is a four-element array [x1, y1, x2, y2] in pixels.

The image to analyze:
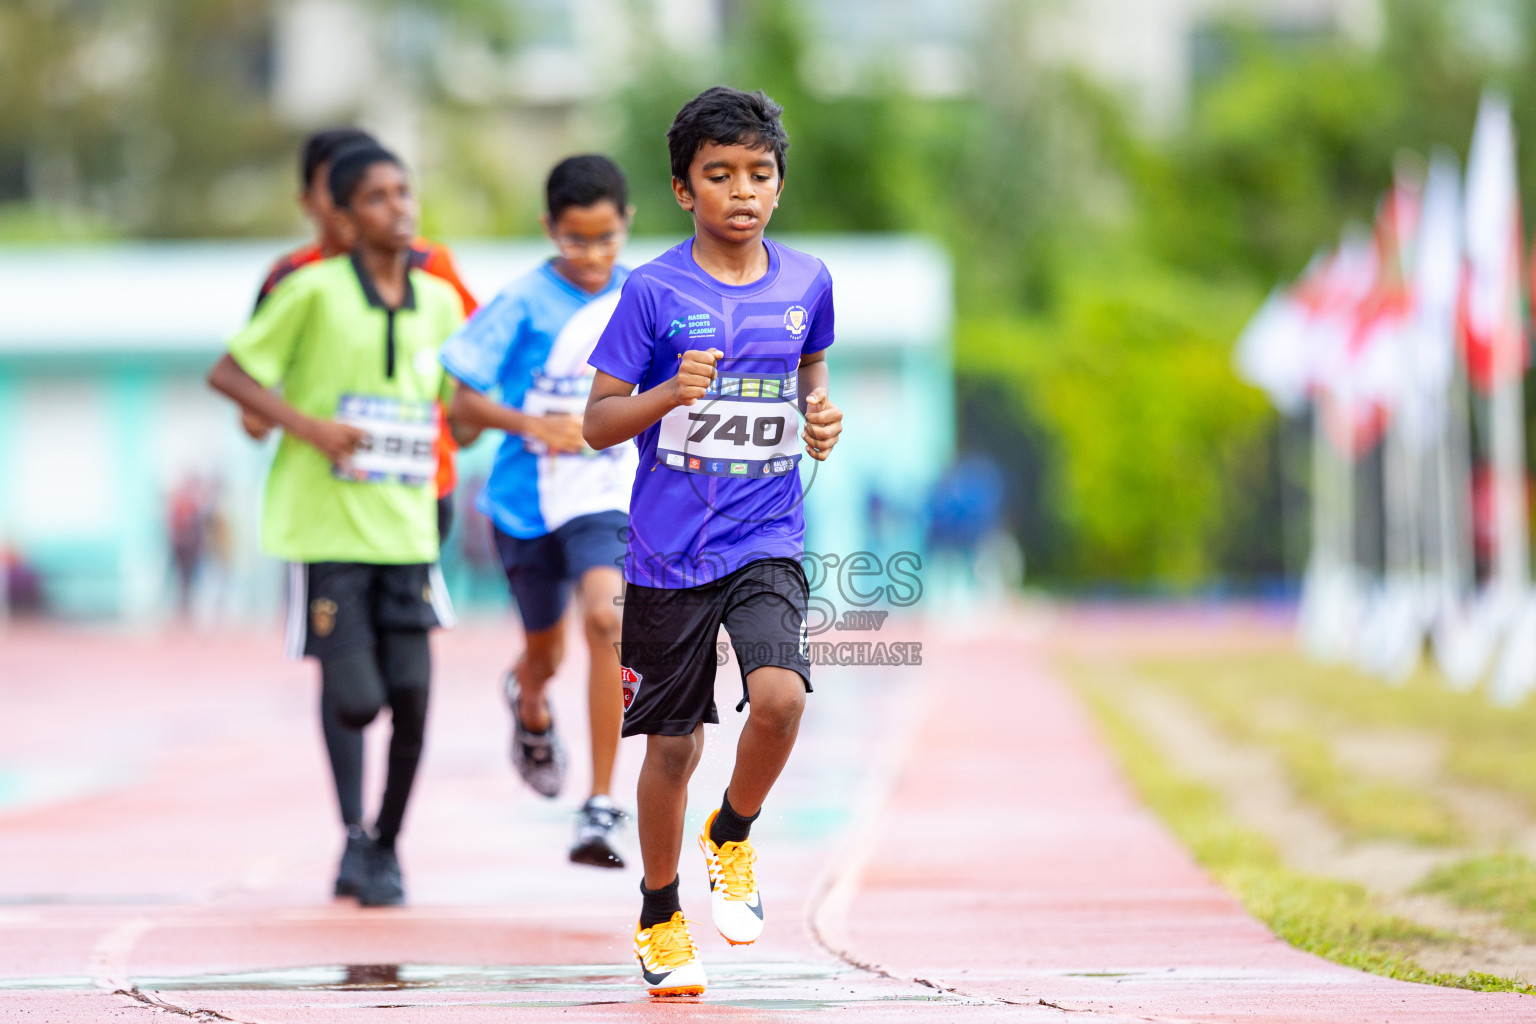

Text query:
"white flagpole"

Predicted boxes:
[[1464, 93, 1536, 704]]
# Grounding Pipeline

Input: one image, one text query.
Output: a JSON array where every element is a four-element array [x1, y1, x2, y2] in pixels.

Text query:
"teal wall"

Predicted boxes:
[[0, 237, 952, 621]]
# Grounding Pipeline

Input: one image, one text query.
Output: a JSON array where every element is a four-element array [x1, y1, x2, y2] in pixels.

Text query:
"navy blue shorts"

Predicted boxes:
[[493, 510, 628, 633]]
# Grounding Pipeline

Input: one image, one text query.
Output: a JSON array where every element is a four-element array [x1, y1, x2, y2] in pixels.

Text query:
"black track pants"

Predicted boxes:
[[318, 629, 431, 845]]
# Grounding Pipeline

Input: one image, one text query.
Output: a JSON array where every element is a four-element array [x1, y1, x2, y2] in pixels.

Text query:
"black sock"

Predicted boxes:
[[639, 876, 681, 929], [710, 789, 759, 846]]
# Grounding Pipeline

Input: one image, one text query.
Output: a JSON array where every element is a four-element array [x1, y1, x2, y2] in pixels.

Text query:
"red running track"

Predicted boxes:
[[0, 608, 1530, 1021]]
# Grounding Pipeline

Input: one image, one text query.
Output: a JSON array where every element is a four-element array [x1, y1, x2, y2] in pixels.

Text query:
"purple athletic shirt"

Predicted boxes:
[[589, 237, 835, 589]]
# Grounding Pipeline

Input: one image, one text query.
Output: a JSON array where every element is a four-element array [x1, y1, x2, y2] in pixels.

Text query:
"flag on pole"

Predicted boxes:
[[1309, 228, 1398, 458], [1234, 278, 1317, 415], [1402, 153, 1462, 450], [1461, 93, 1526, 394]]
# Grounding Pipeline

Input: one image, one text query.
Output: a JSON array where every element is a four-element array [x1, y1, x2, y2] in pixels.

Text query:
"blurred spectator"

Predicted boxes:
[[924, 454, 1022, 607], [456, 475, 501, 575], [866, 489, 893, 549], [2, 546, 44, 616], [926, 454, 1005, 556], [166, 473, 229, 621]]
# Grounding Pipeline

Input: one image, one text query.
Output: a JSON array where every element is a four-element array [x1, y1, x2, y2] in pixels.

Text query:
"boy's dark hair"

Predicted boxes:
[[328, 143, 403, 210], [667, 86, 788, 189], [301, 127, 376, 190], [546, 154, 629, 221]]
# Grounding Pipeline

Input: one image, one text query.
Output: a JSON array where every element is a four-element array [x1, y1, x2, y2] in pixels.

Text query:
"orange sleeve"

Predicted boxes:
[[434, 405, 458, 499], [416, 241, 471, 499], [255, 244, 323, 313], [420, 243, 479, 317]]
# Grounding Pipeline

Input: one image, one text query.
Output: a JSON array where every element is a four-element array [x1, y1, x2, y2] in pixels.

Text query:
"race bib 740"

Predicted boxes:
[[655, 372, 800, 479]]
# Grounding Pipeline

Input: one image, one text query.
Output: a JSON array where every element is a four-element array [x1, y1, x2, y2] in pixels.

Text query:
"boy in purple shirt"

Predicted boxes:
[[585, 86, 844, 997]]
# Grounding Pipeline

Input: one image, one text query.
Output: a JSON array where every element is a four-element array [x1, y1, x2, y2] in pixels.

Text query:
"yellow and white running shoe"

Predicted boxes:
[[635, 912, 706, 997], [698, 808, 764, 945]]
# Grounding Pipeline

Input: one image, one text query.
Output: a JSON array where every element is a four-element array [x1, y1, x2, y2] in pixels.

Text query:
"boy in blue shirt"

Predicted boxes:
[[440, 155, 635, 868], [585, 87, 844, 997]]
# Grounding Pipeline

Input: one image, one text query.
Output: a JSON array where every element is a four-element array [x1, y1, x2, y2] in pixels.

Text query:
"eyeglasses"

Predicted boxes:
[[554, 232, 625, 256]]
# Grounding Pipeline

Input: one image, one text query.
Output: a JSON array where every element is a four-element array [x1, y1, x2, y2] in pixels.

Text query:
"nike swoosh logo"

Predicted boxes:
[[641, 963, 674, 986], [748, 893, 764, 919]]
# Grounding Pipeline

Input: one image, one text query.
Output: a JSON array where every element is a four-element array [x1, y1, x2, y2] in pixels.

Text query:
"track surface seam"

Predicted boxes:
[[801, 631, 1114, 1016], [114, 986, 255, 1022]]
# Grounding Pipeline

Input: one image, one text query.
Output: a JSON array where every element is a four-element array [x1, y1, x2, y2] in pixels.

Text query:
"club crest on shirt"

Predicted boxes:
[[620, 666, 642, 710], [310, 598, 338, 638], [783, 305, 809, 338]]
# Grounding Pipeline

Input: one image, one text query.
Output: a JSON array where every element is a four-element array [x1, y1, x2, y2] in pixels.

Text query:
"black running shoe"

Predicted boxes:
[[334, 826, 372, 898], [504, 672, 566, 798], [570, 795, 627, 869], [357, 842, 405, 907]]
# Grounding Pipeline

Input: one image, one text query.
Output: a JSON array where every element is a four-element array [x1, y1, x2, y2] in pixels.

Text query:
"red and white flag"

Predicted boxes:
[[1462, 94, 1525, 393]]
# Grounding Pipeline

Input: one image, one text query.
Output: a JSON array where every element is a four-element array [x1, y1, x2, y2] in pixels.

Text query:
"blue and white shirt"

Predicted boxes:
[[440, 261, 636, 538]]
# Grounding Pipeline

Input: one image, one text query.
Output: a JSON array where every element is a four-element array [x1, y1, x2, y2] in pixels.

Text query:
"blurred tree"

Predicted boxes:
[[965, 0, 1519, 589], [1130, 0, 1491, 284], [0, 1, 135, 238], [131, 0, 294, 236], [0, 0, 296, 238]]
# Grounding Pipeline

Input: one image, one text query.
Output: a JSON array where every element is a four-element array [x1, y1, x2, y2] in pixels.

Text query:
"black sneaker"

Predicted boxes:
[[357, 841, 405, 907], [504, 672, 566, 798], [334, 826, 372, 898], [570, 796, 627, 869]]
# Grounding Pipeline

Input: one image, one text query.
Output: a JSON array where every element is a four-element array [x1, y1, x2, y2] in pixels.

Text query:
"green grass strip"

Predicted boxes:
[[1267, 728, 1461, 845], [1137, 651, 1536, 819], [1130, 655, 1463, 845], [1082, 687, 1534, 994], [1418, 854, 1536, 938]]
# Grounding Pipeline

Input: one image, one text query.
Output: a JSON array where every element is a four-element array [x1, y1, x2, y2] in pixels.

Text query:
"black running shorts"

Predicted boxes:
[[285, 561, 454, 661], [619, 557, 812, 737]]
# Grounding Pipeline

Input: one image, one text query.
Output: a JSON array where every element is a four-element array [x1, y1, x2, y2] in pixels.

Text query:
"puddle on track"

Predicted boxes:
[[0, 961, 957, 1010]]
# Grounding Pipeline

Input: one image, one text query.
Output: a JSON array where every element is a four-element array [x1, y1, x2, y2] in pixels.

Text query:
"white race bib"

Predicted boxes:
[[521, 375, 591, 456], [655, 373, 801, 479], [333, 393, 438, 485]]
